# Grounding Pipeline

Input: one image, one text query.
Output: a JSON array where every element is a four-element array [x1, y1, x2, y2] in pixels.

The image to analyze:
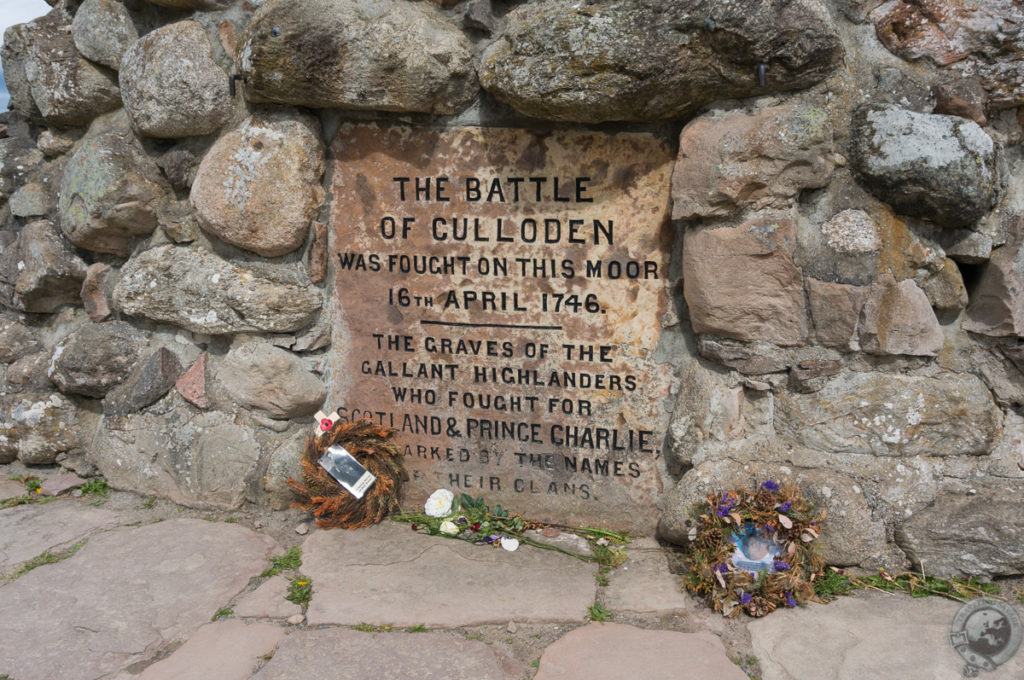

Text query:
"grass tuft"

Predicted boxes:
[[262, 547, 302, 577], [81, 478, 109, 498], [6, 541, 85, 583], [212, 606, 233, 621], [587, 603, 612, 622], [814, 567, 1000, 603]]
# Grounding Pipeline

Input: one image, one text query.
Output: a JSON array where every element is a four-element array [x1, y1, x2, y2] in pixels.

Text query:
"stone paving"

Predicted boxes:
[[2, 465, 1024, 680]]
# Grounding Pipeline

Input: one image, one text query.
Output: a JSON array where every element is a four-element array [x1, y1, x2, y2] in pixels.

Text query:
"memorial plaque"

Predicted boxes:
[[329, 124, 676, 531]]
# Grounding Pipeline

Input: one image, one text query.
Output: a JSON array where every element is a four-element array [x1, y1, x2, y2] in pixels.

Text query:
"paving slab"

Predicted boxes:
[[303, 521, 596, 627], [131, 620, 285, 680], [534, 622, 748, 680], [0, 478, 25, 500], [747, 590, 1024, 680], [250, 628, 519, 680], [234, 575, 303, 619], [602, 538, 690, 614], [0, 518, 281, 680], [0, 500, 125, 573], [40, 471, 86, 496]]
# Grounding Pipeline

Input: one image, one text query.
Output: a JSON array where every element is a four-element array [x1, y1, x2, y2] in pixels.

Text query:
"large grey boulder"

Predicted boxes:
[[238, 0, 478, 114], [190, 112, 325, 257], [119, 21, 232, 138], [896, 488, 1024, 578], [775, 372, 1001, 457], [850, 105, 997, 228], [112, 245, 322, 335], [0, 220, 88, 313], [0, 392, 83, 464], [214, 341, 326, 419], [480, 0, 843, 123], [89, 411, 262, 509], [58, 124, 170, 257], [0, 11, 121, 126], [72, 0, 138, 71], [48, 320, 147, 398]]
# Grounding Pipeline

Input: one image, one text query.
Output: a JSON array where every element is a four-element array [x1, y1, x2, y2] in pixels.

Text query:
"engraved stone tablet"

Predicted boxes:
[[329, 124, 675, 531]]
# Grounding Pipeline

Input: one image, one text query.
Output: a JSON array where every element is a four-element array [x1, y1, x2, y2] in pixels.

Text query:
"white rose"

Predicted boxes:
[[424, 489, 454, 517], [439, 520, 459, 536], [500, 536, 519, 552]]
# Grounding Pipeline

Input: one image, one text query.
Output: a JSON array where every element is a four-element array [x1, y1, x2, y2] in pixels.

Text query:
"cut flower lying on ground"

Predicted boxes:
[[392, 489, 629, 565]]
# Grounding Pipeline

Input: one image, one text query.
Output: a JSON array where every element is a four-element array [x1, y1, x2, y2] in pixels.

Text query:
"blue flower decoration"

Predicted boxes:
[[779, 501, 793, 513], [773, 560, 791, 571], [714, 563, 728, 573], [762, 480, 780, 492], [739, 592, 752, 605], [785, 592, 797, 607]]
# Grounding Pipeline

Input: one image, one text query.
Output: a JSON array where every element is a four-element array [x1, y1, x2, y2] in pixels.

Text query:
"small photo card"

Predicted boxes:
[[729, 523, 782, 575], [318, 445, 376, 499]]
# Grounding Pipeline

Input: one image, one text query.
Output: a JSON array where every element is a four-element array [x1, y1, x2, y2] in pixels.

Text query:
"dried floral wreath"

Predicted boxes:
[[682, 480, 826, 617], [287, 419, 405, 530]]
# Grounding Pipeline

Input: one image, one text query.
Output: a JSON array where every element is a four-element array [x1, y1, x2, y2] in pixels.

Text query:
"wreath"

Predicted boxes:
[[681, 479, 826, 617], [286, 419, 405, 529]]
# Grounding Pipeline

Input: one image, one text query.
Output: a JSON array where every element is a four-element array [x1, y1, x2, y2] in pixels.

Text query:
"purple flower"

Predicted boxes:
[[739, 592, 752, 605], [716, 494, 736, 517], [762, 480, 780, 492], [714, 563, 728, 574], [456, 517, 468, 525], [779, 501, 792, 513], [785, 592, 797, 607], [773, 560, 791, 572]]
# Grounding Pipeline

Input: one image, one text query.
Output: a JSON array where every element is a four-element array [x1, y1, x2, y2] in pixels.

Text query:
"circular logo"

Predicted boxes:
[[950, 598, 1022, 676]]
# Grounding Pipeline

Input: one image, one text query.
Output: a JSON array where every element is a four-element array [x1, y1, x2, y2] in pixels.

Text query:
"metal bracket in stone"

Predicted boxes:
[[756, 63, 769, 88], [229, 74, 247, 97]]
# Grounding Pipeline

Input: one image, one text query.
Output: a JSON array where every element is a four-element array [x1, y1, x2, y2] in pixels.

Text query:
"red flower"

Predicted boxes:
[[320, 419, 333, 431], [471, 522, 481, 531]]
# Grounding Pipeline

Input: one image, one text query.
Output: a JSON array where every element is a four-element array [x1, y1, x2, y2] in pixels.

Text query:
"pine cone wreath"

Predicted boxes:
[[286, 419, 405, 530]]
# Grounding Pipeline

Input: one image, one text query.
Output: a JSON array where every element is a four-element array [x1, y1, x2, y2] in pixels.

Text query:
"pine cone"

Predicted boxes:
[[699, 527, 723, 548], [745, 596, 778, 618]]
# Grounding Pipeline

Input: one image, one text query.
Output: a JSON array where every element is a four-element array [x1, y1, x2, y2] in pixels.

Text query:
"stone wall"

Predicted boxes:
[[1, 0, 1022, 578]]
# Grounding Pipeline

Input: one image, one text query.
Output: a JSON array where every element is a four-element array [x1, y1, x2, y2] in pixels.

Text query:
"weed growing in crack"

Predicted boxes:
[[287, 577, 312, 606], [6, 541, 86, 583], [212, 606, 233, 621], [262, 547, 302, 577], [81, 479, 109, 498]]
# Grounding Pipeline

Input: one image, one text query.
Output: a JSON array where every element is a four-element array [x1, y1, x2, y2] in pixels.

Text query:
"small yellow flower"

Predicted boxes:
[[34, 488, 41, 494], [296, 581, 309, 586]]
